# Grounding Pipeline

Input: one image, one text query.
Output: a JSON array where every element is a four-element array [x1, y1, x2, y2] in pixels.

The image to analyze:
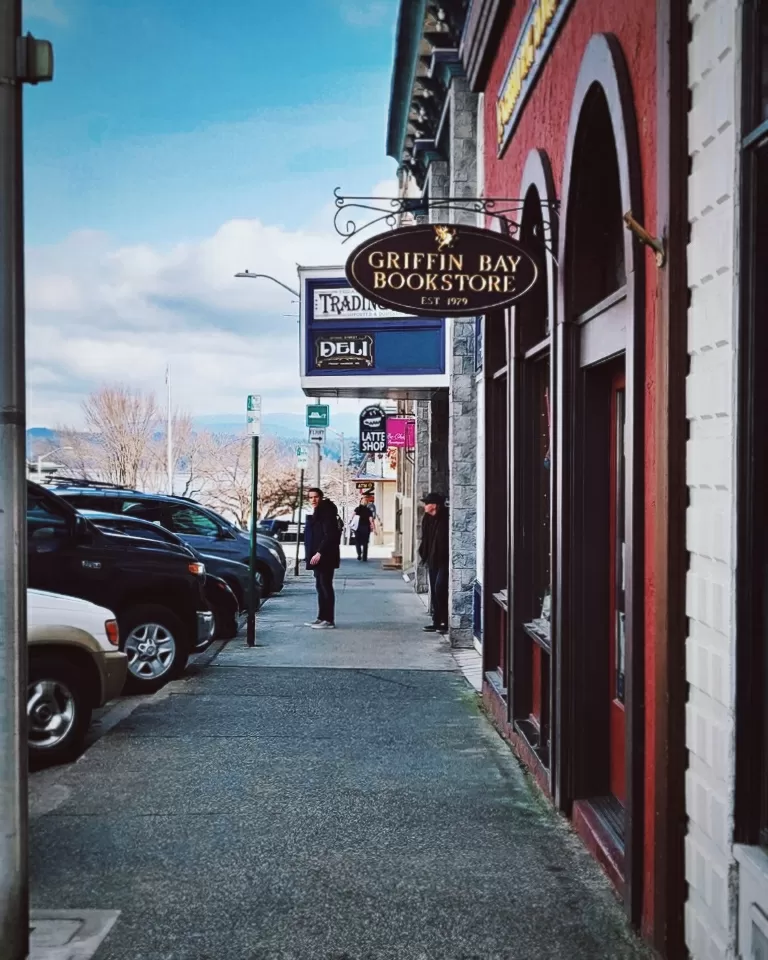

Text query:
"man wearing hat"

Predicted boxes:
[[419, 492, 449, 635]]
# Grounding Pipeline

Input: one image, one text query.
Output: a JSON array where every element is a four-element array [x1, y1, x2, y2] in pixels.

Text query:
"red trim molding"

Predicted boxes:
[[482, 681, 552, 798], [572, 799, 626, 896]]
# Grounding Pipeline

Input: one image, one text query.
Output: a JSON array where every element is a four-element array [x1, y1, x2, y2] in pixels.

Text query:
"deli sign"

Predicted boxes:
[[314, 333, 374, 370], [345, 223, 539, 317]]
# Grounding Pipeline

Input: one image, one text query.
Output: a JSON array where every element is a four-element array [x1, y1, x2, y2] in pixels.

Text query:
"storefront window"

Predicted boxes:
[[737, 0, 768, 847], [760, 1, 768, 123], [612, 383, 626, 705], [568, 87, 626, 316], [510, 183, 553, 767]]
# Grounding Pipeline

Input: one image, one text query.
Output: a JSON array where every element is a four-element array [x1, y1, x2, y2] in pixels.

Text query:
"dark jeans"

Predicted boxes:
[[314, 567, 336, 624], [355, 533, 370, 561], [428, 564, 448, 628]]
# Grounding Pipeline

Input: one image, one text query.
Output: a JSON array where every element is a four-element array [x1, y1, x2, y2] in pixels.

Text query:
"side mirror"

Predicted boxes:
[[74, 515, 92, 542], [217, 527, 236, 540], [30, 526, 56, 541]]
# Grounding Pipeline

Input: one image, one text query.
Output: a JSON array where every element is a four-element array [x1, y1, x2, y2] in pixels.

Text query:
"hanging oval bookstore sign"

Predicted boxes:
[[345, 223, 539, 317]]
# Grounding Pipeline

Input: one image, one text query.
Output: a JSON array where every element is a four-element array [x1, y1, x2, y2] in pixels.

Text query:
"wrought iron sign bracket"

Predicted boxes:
[[333, 188, 560, 262]]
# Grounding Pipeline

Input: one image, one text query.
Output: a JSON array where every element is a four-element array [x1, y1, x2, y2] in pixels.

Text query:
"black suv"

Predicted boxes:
[[47, 480, 287, 596], [28, 482, 214, 693]]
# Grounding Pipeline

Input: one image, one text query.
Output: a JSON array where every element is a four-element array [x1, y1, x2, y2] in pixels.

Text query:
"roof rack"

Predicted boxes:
[[43, 477, 137, 491]]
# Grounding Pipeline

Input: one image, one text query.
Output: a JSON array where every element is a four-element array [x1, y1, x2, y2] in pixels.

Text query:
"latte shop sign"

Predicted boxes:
[[345, 223, 539, 317]]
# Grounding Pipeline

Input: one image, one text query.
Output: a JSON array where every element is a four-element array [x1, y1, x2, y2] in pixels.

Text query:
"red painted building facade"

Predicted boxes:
[[464, 0, 688, 954]]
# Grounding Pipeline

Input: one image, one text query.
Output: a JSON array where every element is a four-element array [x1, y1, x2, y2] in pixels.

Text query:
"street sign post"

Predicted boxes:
[[306, 403, 329, 429], [308, 427, 326, 443], [246, 394, 262, 437], [294, 468, 305, 577], [245, 395, 261, 647]]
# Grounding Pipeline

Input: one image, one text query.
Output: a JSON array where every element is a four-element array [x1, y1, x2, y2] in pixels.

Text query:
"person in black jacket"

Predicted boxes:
[[353, 496, 375, 562], [304, 488, 341, 629], [419, 492, 449, 634]]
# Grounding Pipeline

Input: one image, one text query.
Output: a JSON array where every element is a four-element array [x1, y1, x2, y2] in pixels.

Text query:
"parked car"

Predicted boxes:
[[28, 588, 128, 763], [48, 481, 287, 596], [76, 509, 263, 613], [257, 518, 290, 540], [203, 575, 240, 643], [28, 481, 214, 693], [76, 510, 256, 642]]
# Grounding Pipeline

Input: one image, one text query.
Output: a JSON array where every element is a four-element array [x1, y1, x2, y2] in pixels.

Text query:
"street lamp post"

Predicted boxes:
[[234, 271, 300, 298], [1, 10, 55, 960], [35, 445, 73, 480]]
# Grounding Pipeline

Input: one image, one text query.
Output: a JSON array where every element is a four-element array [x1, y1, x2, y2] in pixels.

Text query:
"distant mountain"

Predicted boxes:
[[192, 411, 364, 440], [26, 411, 369, 455], [26, 427, 56, 456]]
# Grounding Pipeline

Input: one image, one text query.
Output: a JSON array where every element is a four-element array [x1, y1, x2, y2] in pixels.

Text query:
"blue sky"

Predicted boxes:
[[23, 0, 399, 426], [24, 0, 397, 245]]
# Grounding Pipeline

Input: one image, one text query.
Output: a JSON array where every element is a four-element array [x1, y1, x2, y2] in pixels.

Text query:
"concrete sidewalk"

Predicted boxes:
[[28, 560, 651, 960]]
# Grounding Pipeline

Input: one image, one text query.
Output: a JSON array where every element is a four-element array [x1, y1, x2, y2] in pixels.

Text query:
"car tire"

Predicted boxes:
[[222, 577, 246, 611], [254, 563, 272, 598], [213, 606, 239, 641], [28, 654, 93, 764], [120, 605, 189, 694]]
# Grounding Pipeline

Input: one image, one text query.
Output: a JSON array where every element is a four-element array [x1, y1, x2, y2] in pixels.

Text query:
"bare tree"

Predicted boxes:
[[55, 386, 160, 488], [257, 436, 301, 518], [145, 411, 207, 497], [196, 433, 301, 527], [197, 434, 253, 528]]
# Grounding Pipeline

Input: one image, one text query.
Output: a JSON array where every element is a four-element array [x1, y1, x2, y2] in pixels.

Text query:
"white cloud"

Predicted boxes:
[[25, 217, 358, 428]]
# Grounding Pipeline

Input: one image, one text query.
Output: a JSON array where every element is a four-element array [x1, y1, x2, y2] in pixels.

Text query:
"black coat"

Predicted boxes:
[[419, 508, 449, 569], [304, 499, 341, 570], [354, 505, 373, 541]]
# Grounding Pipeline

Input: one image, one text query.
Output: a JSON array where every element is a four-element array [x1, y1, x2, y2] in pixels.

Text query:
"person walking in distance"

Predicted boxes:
[[304, 488, 341, 629], [353, 495, 374, 562], [419, 493, 449, 635]]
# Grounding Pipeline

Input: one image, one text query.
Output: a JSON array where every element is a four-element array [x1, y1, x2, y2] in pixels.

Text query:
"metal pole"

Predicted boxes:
[[166, 363, 173, 495], [294, 468, 304, 577], [246, 435, 260, 647], [314, 440, 321, 489], [340, 433, 346, 543], [0, 1, 29, 955]]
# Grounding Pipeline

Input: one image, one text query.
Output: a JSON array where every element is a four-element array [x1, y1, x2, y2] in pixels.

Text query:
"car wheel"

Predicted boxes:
[[120, 605, 189, 694], [221, 577, 244, 610], [254, 563, 272, 598], [212, 605, 238, 641], [28, 654, 92, 764]]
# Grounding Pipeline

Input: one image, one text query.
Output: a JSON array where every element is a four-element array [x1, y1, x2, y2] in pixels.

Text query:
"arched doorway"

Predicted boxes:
[[555, 33, 644, 919]]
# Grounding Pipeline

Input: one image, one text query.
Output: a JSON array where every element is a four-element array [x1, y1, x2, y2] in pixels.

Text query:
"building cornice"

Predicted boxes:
[[459, 0, 513, 92]]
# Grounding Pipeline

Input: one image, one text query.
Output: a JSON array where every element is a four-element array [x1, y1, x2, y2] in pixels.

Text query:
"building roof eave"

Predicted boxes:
[[386, 0, 429, 162]]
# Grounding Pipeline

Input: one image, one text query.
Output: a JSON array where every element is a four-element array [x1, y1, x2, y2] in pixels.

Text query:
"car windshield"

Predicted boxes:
[[167, 506, 220, 537], [100, 518, 175, 543]]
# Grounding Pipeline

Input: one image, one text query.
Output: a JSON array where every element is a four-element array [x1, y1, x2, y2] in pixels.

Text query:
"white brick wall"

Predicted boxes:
[[686, 0, 741, 956]]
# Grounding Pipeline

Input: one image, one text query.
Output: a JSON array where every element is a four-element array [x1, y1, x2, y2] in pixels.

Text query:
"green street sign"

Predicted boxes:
[[306, 404, 329, 429]]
